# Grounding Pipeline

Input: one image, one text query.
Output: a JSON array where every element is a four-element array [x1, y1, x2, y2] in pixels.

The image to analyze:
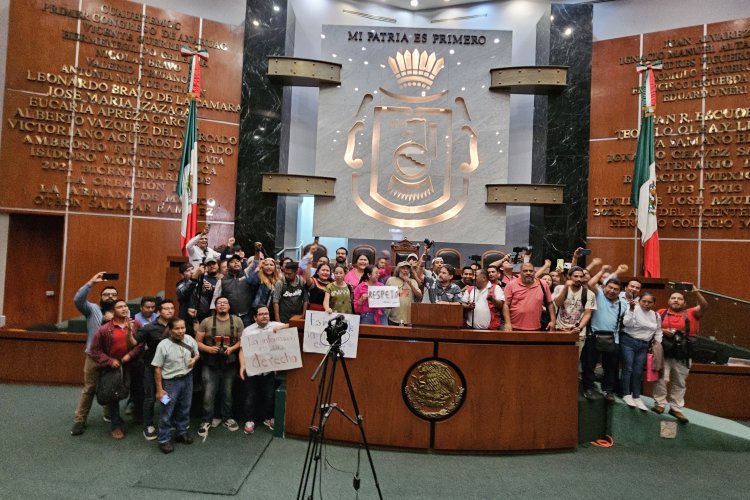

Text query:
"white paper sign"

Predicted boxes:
[[368, 286, 400, 308], [303, 311, 360, 358], [241, 327, 302, 377]]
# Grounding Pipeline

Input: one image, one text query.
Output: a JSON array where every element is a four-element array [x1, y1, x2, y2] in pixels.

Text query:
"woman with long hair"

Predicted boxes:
[[324, 264, 354, 314], [305, 262, 332, 311], [353, 265, 386, 325], [247, 257, 281, 313], [620, 291, 662, 411]]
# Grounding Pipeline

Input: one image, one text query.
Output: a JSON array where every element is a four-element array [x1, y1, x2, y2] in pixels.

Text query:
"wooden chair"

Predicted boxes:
[[302, 243, 328, 267], [351, 244, 376, 266], [482, 250, 507, 269], [390, 238, 420, 265], [435, 248, 461, 275]]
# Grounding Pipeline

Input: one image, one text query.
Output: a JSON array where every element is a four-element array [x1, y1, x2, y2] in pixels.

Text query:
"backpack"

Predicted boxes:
[[658, 309, 693, 359], [96, 366, 129, 405]]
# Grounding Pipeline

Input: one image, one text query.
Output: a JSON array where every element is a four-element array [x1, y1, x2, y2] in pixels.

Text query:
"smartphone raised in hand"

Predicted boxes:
[[102, 273, 119, 281]]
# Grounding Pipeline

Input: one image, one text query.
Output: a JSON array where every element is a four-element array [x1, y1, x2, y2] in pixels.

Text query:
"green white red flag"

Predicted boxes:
[[631, 62, 662, 278], [177, 47, 208, 254]]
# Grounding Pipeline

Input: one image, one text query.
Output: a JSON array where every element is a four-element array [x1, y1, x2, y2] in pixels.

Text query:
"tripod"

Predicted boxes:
[[296, 338, 383, 500]]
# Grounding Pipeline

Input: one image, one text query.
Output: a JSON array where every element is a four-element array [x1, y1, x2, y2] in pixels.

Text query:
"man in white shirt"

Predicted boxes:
[[461, 270, 506, 330]]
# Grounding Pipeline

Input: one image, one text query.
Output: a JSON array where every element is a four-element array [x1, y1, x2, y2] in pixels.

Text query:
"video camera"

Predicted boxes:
[[324, 315, 349, 347], [511, 246, 533, 264]]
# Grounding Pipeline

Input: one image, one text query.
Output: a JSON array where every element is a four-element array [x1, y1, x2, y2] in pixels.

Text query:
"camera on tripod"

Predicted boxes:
[[324, 315, 349, 347]]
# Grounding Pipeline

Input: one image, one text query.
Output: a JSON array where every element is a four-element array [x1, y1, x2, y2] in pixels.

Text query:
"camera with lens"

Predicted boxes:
[[423, 238, 434, 248], [468, 254, 481, 262], [324, 315, 349, 346]]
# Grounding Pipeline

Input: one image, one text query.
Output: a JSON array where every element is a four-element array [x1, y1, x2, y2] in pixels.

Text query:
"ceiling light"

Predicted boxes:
[[410, 0, 418, 7]]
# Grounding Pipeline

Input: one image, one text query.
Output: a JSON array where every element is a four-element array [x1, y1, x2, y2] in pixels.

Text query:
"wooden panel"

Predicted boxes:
[[267, 57, 342, 87], [433, 343, 578, 451], [590, 35, 640, 139], [486, 184, 564, 205], [0, 330, 86, 384], [700, 241, 750, 301], [411, 303, 463, 328], [262, 174, 336, 197], [128, 219, 182, 299], [489, 66, 567, 94], [4, 214, 64, 327], [60, 214, 130, 320], [285, 337, 434, 449]]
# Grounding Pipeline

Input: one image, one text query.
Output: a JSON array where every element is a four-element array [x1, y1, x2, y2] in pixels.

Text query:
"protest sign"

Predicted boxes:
[[368, 286, 399, 308], [241, 327, 302, 377], [303, 311, 360, 358]]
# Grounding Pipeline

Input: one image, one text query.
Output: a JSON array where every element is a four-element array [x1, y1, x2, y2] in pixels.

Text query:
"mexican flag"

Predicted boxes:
[[177, 47, 208, 254], [631, 62, 661, 278]]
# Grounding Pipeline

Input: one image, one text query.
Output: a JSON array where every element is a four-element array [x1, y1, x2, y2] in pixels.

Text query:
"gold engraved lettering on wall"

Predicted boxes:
[[346, 49, 479, 227]]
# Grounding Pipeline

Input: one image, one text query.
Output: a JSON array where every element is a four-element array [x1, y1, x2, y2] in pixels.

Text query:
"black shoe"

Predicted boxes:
[[175, 434, 194, 445], [159, 441, 174, 454], [583, 389, 595, 400], [669, 408, 689, 424], [71, 422, 85, 436], [604, 391, 616, 402]]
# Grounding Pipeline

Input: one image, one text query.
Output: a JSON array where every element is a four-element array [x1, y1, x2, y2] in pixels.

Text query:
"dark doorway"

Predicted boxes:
[[4, 214, 64, 328]]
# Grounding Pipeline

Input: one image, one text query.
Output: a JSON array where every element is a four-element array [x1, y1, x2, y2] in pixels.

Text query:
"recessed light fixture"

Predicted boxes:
[[320, 34, 326, 39], [564, 27, 573, 36], [493, 38, 500, 44], [273, 5, 280, 12], [252, 20, 259, 27], [410, 0, 418, 7]]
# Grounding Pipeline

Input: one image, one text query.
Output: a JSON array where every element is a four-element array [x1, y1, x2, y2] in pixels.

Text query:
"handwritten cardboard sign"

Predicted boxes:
[[303, 311, 360, 358], [368, 286, 399, 308], [241, 327, 302, 377]]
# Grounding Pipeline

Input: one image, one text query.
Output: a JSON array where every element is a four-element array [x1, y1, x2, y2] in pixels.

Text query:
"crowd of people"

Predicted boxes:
[[69, 227, 708, 452]]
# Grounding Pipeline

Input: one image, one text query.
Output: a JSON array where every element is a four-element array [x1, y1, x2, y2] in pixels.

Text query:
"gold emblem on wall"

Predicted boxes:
[[403, 358, 466, 420], [344, 49, 480, 228]]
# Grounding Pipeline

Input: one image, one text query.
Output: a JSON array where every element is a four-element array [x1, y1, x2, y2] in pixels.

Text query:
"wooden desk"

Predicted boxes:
[[0, 329, 86, 384], [286, 318, 579, 452]]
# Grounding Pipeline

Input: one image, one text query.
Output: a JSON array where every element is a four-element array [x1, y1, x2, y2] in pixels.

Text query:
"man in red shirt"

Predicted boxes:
[[89, 300, 142, 439], [652, 286, 708, 423], [503, 263, 555, 331]]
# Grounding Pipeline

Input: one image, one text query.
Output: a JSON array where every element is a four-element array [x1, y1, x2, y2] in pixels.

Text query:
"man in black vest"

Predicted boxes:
[[272, 261, 309, 323], [195, 297, 244, 437]]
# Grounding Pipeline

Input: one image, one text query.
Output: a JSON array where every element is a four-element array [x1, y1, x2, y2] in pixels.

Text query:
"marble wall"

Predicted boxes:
[[235, 0, 289, 251], [531, 3, 593, 262]]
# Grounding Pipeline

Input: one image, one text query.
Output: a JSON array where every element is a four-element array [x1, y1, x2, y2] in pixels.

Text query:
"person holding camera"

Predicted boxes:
[[652, 286, 708, 423], [620, 292, 662, 411], [195, 297, 244, 437]]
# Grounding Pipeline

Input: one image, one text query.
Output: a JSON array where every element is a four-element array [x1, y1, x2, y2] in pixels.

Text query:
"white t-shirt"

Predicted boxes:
[[461, 284, 505, 329]]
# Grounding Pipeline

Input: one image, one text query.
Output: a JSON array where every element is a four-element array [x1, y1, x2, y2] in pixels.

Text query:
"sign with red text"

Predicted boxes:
[[368, 286, 400, 308], [241, 327, 302, 377]]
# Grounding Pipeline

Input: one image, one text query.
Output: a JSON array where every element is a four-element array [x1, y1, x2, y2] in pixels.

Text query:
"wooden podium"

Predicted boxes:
[[410, 303, 464, 328]]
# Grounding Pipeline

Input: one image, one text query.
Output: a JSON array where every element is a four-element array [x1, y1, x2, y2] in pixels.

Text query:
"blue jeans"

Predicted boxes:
[[360, 311, 387, 325], [158, 373, 193, 444], [142, 366, 155, 429], [201, 363, 236, 422], [620, 333, 650, 398]]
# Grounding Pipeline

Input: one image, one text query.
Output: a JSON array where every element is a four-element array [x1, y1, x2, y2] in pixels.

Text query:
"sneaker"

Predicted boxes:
[[244, 421, 256, 434], [175, 434, 194, 445], [198, 422, 211, 438], [622, 395, 637, 407], [71, 421, 85, 436], [143, 426, 158, 441], [111, 428, 125, 440], [604, 391, 616, 402], [211, 418, 222, 428], [223, 418, 239, 432], [652, 404, 665, 414], [159, 441, 174, 454], [633, 398, 649, 411], [263, 418, 275, 431], [669, 408, 689, 424]]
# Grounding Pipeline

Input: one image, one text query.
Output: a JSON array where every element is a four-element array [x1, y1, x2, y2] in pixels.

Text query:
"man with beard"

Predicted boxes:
[[175, 263, 198, 334], [71, 272, 119, 436], [424, 265, 463, 303], [553, 266, 596, 341], [136, 299, 175, 441], [652, 286, 708, 423], [273, 261, 309, 323], [502, 262, 556, 332], [457, 266, 475, 292], [212, 254, 257, 327], [334, 247, 349, 270]]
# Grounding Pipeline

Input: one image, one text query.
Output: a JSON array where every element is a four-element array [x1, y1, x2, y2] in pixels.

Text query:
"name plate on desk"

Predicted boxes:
[[411, 303, 464, 328]]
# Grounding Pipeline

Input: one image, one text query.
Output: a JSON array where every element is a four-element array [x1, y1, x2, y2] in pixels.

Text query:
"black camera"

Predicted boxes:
[[423, 238, 434, 248], [324, 315, 349, 346], [671, 282, 694, 292], [468, 254, 481, 262]]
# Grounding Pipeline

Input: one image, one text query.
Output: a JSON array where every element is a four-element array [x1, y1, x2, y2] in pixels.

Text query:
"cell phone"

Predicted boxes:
[[556, 259, 565, 270], [580, 249, 592, 256], [563, 263, 571, 270], [102, 273, 119, 281], [314, 236, 320, 242], [672, 282, 694, 292]]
